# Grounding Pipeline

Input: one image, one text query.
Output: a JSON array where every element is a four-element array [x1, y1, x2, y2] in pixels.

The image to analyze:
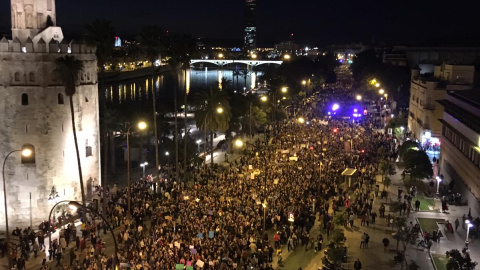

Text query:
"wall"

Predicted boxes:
[[0, 38, 100, 229]]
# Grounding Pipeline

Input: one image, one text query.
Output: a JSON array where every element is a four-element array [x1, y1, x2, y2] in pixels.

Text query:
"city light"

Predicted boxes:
[[379, 89, 385, 95], [21, 148, 32, 157], [356, 95, 362, 101], [235, 139, 244, 147], [298, 117, 305, 124], [281, 87, 288, 93], [138, 122, 147, 130], [302, 80, 307, 85], [375, 83, 380, 88], [332, 104, 340, 111], [261, 96, 268, 102], [165, 152, 169, 156], [283, 54, 291, 60], [217, 107, 224, 114], [251, 54, 257, 59], [218, 53, 224, 58]]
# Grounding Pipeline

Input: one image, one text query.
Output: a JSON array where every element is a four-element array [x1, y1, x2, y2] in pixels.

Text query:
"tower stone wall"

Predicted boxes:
[[0, 31, 101, 229]]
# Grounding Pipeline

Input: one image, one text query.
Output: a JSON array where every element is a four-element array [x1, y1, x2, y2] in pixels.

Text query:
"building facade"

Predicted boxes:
[[244, 0, 257, 54], [0, 0, 100, 229], [437, 90, 480, 215], [408, 64, 474, 149]]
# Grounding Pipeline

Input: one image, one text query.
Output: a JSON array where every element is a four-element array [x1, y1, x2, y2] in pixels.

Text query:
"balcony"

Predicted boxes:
[[422, 103, 435, 110]]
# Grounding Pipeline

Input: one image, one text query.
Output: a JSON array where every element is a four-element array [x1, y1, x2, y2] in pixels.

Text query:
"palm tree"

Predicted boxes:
[[193, 88, 231, 166], [165, 33, 196, 181], [55, 56, 86, 217], [84, 19, 115, 214], [138, 25, 166, 182]]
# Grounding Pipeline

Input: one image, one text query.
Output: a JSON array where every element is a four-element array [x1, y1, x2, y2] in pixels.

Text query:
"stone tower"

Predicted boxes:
[[0, 0, 101, 229]]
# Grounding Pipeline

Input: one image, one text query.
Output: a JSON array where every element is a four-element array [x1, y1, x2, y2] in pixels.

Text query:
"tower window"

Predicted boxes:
[[58, 93, 64, 104], [15, 72, 21, 81], [29, 72, 35, 82], [85, 96, 89, 102], [21, 93, 29, 105], [86, 140, 92, 157]]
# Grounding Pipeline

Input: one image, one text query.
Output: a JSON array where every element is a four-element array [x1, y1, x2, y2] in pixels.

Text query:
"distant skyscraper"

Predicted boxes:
[[244, 0, 257, 54]]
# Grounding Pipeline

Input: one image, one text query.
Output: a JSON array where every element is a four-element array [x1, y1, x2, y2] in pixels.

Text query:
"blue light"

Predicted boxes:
[[354, 108, 358, 113], [328, 112, 331, 115], [332, 104, 340, 111]]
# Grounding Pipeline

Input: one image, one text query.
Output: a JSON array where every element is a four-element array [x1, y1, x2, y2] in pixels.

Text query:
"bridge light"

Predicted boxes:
[[284, 54, 291, 60], [218, 53, 224, 58], [251, 53, 257, 59]]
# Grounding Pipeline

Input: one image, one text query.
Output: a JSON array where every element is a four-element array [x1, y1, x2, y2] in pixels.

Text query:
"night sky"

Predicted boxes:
[[1, 0, 479, 46]]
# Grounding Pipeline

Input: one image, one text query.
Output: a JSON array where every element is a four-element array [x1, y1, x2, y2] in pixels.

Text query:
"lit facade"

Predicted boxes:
[[437, 91, 480, 214], [0, 0, 100, 229], [408, 64, 474, 148]]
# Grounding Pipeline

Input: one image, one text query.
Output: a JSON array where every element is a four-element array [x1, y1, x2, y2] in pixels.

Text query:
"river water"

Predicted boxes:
[[103, 68, 263, 104]]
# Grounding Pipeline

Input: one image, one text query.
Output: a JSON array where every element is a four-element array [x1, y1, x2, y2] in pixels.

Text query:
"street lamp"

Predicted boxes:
[[126, 121, 147, 216], [436, 176, 442, 195], [260, 96, 268, 102], [140, 162, 148, 180], [465, 220, 473, 248], [379, 89, 385, 95], [302, 80, 307, 86], [281, 87, 288, 93], [283, 54, 291, 60], [375, 83, 380, 88], [235, 139, 268, 231], [298, 117, 305, 124], [2, 144, 34, 268], [251, 53, 257, 59], [216, 107, 224, 114], [356, 95, 362, 101], [218, 53, 224, 58], [384, 93, 388, 101]]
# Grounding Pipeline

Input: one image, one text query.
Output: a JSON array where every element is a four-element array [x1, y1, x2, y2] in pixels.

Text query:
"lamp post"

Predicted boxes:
[[2, 146, 34, 268], [465, 220, 473, 248], [436, 176, 442, 195], [140, 162, 148, 180], [127, 122, 147, 216], [235, 139, 268, 232], [165, 152, 170, 176]]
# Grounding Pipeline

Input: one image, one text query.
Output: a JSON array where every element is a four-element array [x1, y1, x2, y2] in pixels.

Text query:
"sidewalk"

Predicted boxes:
[[386, 162, 480, 269]]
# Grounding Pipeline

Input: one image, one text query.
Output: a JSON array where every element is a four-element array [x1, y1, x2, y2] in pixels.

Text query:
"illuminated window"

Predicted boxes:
[[21, 93, 29, 105]]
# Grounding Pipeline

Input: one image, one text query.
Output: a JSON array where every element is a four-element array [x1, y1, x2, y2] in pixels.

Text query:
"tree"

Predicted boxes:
[[84, 19, 115, 215], [193, 88, 231, 166], [446, 249, 478, 270], [55, 56, 86, 218], [399, 141, 420, 160], [164, 33, 196, 181], [384, 177, 392, 191], [390, 201, 403, 216], [403, 149, 433, 181], [395, 227, 419, 270], [327, 228, 347, 269], [138, 25, 166, 184]]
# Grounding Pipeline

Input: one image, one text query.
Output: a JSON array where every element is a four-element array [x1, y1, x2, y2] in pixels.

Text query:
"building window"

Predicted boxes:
[[21, 93, 29, 105], [15, 72, 21, 81], [85, 96, 89, 102], [58, 93, 64, 104], [86, 139, 92, 157], [29, 72, 35, 82]]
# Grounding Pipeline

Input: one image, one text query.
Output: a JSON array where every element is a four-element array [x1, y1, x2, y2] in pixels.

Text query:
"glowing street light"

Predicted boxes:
[[126, 121, 147, 215], [375, 83, 380, 88], [283, 54, 291, 60], [332, 103, 340, 111], [436, 176, 442, 195], [281, 87, 288, 93], [218, 53, 224, 58], [260, 96, 268, 102], [370, 79, 377, 85], [356, 95, 362, 101], [216, 107, 224, 114], [235, 139, 244, 148], [302, 80, 307, 85], [298, 117, 305, 124], [140, 162, 148, 180], [251, 53, 257, 59], [379, 89, 385, 95], [466, 220, 474, 248]]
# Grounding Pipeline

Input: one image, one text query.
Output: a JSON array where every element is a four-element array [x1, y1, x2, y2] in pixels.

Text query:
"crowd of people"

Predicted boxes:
[[5, 73, 403, 270]]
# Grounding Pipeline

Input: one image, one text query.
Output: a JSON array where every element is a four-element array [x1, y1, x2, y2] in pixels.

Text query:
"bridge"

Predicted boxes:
[[190, 59, 283, 67]]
